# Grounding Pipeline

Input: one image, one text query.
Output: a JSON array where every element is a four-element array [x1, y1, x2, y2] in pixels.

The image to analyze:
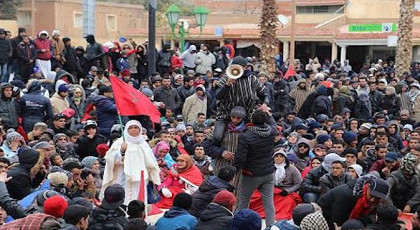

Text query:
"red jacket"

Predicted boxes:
[[171, 55, 183, 69], [34, 38, 52, 60]]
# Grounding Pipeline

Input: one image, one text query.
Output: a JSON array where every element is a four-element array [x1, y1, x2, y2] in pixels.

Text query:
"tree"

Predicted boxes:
[[395, 0, 415, 77], [259, 0, 278, 79], [0, 0, 22, 20]]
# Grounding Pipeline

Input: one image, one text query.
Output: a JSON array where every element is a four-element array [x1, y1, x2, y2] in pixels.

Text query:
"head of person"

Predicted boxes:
[[63, 161, 83, 181], [123, 120, 144, 145], [33, 141, 55, 158], [172, 192, 192, 210], [230, 106, 246, 126], [365, 177, 390, 206], [193, 144, 205, 158], [43, 195, 68, 218], [330, 160, 345, 177], [213, 190, 236, 211], [127, 200, 145, 219], [347, 164, 363, 179], [50, 153, 64, 167], [251, 110, 267, 126], [197, 112, 206, 124], [376, 205, 398, 225], [231, 209, 261, 230], [62, 205, 90, 230], [310, 156, 323, 169], [193, 131, 205, 144], [292, 203, 322, 226], [81, 156, 100, 173], [99, 86, 113, 99], [83, 120, 97, 136], [400, 154, 418, 176], [153, 141, 170, 158], [176, 154, 193, 173], [375, 132, 388, 145], [343, 148, 358, 166], [52, 114, 67, 129], [322, 153, 345, 173], [218, 165, 236, 183], [316, 134, 332, 149], [0, 158, 10, 174], [102, 184, 125, 210], [161, 76, 171, 88], [297, 138, 311, 155]]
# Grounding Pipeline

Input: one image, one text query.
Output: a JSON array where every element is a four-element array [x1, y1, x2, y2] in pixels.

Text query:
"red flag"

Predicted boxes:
[[110, 76, 161, 123], [284, 65, 297, 80], [138, 170, 145, 202]]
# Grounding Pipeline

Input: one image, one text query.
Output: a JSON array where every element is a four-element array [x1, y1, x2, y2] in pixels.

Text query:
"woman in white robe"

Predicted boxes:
[[101, 120, 161, 206]]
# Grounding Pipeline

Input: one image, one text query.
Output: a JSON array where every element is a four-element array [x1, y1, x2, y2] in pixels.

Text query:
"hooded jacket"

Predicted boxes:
[[88, 206, 128, 230], [155, 207, 198, 230], [50, 92, 70, 115], [20, 81, 54, 132], [195, 203, 233, 230], [92, 95, 117, 137], [16, 41, 37, 64], [195, 50, 216, 74], [183, 92, 207, 123], [84, 35, 104, 62], [234, 116, 277, 177], [0, 83, 19, 129], [190, 176, 234, 217], [300, 164, 328, 195], [33, 31, 52, 60], [180, 45, 197, 69], [7, 149, 40, 200]]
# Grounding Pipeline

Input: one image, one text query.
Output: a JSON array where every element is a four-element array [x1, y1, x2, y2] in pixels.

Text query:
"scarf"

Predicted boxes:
[[153, 141, 170, 157], [274, 163, 286, 186], [226, 121, 246, 133], [124, 120, 144, 144], [349, 184, 372, 219], [176, 154, 193, 173]]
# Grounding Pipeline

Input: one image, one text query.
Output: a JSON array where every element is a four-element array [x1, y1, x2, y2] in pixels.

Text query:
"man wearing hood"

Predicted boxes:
[[20, 80, 54, 133], [183, 85, 207, 123], [195, 44, 215, 75], [0, 83, 19, 130], [84, 34, 104, 70], [50, 84, 70, 114], [75, 46, 88, 74], [34, 30, 54, 80], [181, 44, 197, 70], [157, 43, 172, 74], [234, 107, 277, 227], [6, 149, 41, 200], [290, 78, 312, 113], [0, 29, 12, 83], [378, 86, 401, 120]]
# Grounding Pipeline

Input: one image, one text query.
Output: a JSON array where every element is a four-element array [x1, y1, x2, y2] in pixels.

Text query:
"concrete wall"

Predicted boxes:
[[346, 0, 399, 19], [0, 20, 19, 35]]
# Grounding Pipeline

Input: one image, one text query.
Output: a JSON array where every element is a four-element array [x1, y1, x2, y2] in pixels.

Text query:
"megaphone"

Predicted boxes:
[[226, 64, 244, 80]]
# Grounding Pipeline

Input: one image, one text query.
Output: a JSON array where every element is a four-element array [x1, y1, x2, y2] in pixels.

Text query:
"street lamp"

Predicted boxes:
[[166, 4, 210, 52]]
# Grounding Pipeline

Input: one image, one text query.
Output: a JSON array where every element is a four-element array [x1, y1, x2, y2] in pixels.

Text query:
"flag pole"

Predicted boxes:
[[117, 110, 125, 142]]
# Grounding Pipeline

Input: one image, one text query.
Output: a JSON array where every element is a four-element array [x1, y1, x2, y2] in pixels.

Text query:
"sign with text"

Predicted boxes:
[[349, 23, 397, 33]]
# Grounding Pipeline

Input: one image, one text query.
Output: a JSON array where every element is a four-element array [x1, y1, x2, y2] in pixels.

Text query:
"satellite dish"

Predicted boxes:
[[277, 14, 288, 25]]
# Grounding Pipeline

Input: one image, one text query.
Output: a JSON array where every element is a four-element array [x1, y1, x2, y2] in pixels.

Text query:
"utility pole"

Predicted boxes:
[[31, 0, 35, 37], [290, 0, 296, 67], [148, 0, 157, 77]]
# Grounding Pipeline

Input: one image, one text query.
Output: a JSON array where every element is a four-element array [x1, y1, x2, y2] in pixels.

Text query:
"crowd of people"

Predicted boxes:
[[0, 26, 420, 230]]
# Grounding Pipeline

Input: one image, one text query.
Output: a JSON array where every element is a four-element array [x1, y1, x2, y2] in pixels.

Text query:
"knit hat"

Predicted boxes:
[[62, 108, 75, 118], [360, 123, 372, 130], [231, 209, 261, 230], [316, 134, 331, 145], [141, 88, 154, 97], [292, 203, 321, 225], [348, 164, 363, 178], [322, 153, 345, 172], [230, 106, 247, 119], [213, 190, 236, 211], [32, 141, 53, 150], [342, 131, 357, 144], [96, 143, 109, 157], [308, 121, 322, 130], [403, 124, 413, 132], [173, 193, 193, 210], [47, 172, 68, 187], [316, 85, 327, 94], [300, 211, 329, 230], [62, 37, 71, 44], [102, 184, 125, 210], [52, 30, 60, 36], [81, 156, 98, 169], [231, 56, 248, 66], [343, 148, 358, 158], [175, 124, 186, 132], [68, 197, 94, 212], [401, 154, 418, 175], [43, 195, 68, 218], [36, 190, 59, 206], [286, 153, 299, 165], [385, 152, 398, 162], [58, 84, 69, 93], [341, 219, 364, 230]]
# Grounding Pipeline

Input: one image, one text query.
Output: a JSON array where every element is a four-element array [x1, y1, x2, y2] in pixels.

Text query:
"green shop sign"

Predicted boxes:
[[349, 23, 397, 32]]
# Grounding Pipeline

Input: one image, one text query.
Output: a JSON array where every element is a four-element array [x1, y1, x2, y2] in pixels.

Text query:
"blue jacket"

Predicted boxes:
[[155, 207, 197, 230], [20, 81, 53, 133], [92, 95, 117, 137], [116, 57, 130, 72]]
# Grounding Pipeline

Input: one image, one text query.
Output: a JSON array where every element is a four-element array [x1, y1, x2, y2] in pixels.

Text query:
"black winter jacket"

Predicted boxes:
[[153, 87, 182, 111], [16, 42, 37, 63], [76, 134, 108, 159], [312, 94, 332, 117], [0, 38, 12, 63], [234, 116, 277, 177], [190, 176, 234, 217], [195, 203, 233, 230], [378, 94, 401, 118], [300, 165, 328, 195], [6, 149, 40, 200], [0, 84, 19, 129], [88, 206, 128, 230], [388, 169, 420, 210]]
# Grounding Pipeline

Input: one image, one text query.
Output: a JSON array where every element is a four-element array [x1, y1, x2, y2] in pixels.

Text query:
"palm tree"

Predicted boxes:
[[259, 0, 278, 79], [395, 0, 415, 77]]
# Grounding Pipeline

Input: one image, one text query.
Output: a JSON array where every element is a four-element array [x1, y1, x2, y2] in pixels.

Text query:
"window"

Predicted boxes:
[[297, 5, 344, 14], [74, 12, 83, 28], [106, 15, 116, 31], [17, 11, 31, 27]]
